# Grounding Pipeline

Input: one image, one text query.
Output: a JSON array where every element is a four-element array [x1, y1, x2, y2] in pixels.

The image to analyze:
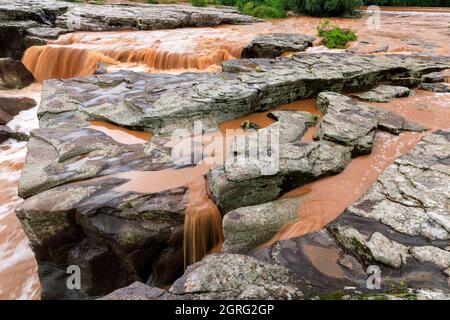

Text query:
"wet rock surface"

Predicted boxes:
[[0, 0, 69, 24], [315, 92, 425, 155], [326, 130, 450, 293], [0, 96, 36, 124], [421, 71, 445, 83], [242, 33, 315, 59], [16, 52, 450, 299], [0, 58, 34, 89], [0, 20, 40, 59], [169, 254, 308, 299], [208, 141, 351, 213], [222, 197, 303, 254], [354, 85, 412, 103], [0, 0, 257, 59], [55, 3, 259, 32], [420, 82, 450, 93], [16, 173, 189, 298], [100, 281, 168, 300], [37, 54, 448, 135]]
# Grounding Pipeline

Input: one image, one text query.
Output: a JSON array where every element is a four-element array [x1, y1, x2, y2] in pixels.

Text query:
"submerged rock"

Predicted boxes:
[[0, 124, 13, 143], [240, 119, 259, 130], [0, 124, 28, 142], [354, 85, 412, 103], [0, 58, 34, 89], [242, 33, 315, 59]]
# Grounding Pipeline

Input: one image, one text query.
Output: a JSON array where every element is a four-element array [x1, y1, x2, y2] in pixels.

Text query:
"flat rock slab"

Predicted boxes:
[[55, 3, 259, 31], [38, 53, 449, 135], [315, 92, 425, 155], [354, 85, 412, 103], [0, 0, 69, 24], [16, 172, 189, 298], [242, 33, 315, 59], [26, 26, 72, 39]]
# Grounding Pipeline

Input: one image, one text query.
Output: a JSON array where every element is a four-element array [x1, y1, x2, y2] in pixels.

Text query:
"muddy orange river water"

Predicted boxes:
[[22, 8, 450, 82], [1, 8, 450, 299]]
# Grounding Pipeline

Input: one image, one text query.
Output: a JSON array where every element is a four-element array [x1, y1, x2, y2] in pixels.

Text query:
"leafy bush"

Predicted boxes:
[[317, 19, 357, 48], [363, 0, 449, 6], [239, 0, 286, 18], [286, 0, 363, 17], [192, 0, 209, 6]]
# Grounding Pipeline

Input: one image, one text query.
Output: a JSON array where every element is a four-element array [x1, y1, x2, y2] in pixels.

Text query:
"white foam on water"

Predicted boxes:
[[0, 84, 41, 300]]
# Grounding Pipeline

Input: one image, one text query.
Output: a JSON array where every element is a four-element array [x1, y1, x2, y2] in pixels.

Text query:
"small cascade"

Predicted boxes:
[[183, 178, 224, 268]]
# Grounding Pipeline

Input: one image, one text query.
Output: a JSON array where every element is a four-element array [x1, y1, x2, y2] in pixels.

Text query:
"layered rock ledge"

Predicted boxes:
[[16, 52, 450, 299], [0, 0, 259, 59], [36, 53, 449, 135], [103, 129, 450, 300], [242, 33, 315, 58]]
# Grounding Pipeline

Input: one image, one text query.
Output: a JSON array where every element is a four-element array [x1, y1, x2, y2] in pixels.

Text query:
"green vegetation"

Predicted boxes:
[[317, 19, 357, 48], [363, 0, 449, 6], [285, 0, 363, 16], [192, 0, 209, 6], [215, 0, 363, 19], [239, 0, 287, 18]]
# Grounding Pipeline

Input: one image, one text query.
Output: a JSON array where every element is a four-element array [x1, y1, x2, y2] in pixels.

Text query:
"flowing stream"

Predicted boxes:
[[0, 8, 449, 299]]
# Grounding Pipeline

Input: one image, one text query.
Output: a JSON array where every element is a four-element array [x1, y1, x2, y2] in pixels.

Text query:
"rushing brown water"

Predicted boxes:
[[264, 90, 450, 246], [113, 162, 224, 267], [22, 9, 450, 82], [1, 8, 450, 299], [183, 178, 223, 268], [0, 143, 40, 300]]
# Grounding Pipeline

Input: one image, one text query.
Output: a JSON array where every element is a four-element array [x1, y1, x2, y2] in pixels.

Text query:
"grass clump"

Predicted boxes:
[[285, 0, 362, 17], [191, 0, 209, 6], [317, 19, 357, 48], [238, 0, 287, 18]]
